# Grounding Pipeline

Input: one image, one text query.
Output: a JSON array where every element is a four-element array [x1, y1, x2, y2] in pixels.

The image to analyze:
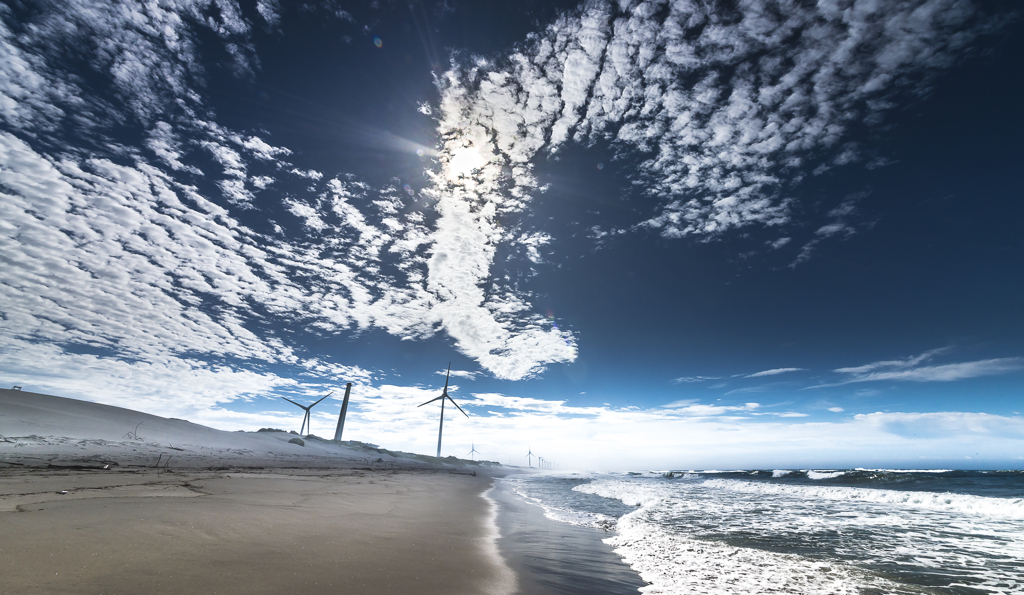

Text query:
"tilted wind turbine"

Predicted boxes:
[[282, 391, 332, 436], [418, 363, 468, 457]]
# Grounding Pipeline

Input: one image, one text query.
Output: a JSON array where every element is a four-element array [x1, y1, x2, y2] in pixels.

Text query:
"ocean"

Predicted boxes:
[[501, 470, 1024, 594]]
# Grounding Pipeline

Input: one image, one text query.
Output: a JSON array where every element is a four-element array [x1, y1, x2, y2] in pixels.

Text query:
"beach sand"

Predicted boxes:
[[0, 467, 516, 595]]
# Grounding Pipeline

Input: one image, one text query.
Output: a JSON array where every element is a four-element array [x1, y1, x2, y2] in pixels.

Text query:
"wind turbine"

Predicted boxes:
[[418, 363, 468, 457], [539, 456, 544, 469], [282, 391, 332, 436], [467, 443, 481, 460], [526, 447, 535, 468]]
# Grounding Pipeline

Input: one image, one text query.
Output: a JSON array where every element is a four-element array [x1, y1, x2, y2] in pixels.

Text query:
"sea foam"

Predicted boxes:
[[575, 478, 893, 595], [569, 474, 1024, 594], [701, 478, 1024, 519]]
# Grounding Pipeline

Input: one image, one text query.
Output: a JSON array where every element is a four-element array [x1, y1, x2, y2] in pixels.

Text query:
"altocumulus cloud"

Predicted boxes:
[[408, 0, 997, 379], [427, 0, 994, 240], [0, 0, 574, 386]]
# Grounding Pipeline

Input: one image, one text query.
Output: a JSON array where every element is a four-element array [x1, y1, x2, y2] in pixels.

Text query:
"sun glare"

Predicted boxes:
[[446, 145, 489, 183]]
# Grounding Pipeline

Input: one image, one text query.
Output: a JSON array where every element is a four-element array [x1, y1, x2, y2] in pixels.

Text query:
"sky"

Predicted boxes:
[[1, 0, 1022, 471]]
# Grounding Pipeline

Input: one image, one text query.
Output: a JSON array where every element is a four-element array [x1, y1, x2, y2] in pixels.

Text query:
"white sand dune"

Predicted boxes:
[[0, 388, 478, 470]]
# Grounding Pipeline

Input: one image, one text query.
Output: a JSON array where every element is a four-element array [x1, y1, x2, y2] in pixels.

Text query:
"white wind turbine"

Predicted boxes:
[[467, 443, 481, 460], [282, 391, 332, 436], [526, 447, 535, 468], [418, 363, 468, 458]]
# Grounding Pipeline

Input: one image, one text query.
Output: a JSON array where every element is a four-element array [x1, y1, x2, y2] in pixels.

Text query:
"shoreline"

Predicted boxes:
[[492, 475, 646, 595]]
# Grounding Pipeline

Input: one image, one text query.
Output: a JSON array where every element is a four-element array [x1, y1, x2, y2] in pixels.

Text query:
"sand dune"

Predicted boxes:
[[0, 388, 484, 470]]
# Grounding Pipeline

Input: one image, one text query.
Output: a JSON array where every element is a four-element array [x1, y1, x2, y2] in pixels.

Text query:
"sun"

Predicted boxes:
[[445, 145, 490, 183]]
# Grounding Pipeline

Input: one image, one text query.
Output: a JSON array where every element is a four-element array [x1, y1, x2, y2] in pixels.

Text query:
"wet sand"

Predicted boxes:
[[0, 467, 516, 595], [493, 477, 645, 595]]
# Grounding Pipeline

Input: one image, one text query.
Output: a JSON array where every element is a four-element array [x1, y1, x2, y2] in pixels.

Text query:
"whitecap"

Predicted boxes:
[[702, 478, 1024, 519], [807, 470, 847, 480]]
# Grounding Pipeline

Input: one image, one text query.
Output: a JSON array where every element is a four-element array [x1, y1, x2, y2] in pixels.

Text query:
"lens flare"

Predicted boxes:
[[373, 36, 382, 48]]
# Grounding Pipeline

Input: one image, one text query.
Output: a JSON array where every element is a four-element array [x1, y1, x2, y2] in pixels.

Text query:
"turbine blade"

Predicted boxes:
[[310, 392, 332, 408], [447, 396, 469, 417], [442, 362, 451, 395], [282, 397, 307, 410], [418, 395, 444, 407]]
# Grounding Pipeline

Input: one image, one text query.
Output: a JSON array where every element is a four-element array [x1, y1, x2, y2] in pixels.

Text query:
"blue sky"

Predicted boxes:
[[1, 0, 1021, 470]]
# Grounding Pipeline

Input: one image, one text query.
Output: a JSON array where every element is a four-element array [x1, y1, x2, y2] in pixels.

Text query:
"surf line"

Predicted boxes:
[[480, 482, 518, 595]]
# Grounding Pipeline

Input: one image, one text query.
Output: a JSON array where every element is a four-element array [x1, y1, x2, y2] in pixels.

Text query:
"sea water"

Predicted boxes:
[[502, 470, 1024, 594]]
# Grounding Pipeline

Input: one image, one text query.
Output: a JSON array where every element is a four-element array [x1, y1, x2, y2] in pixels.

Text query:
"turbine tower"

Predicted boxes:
[[333, 383, 353, 441], [418, 363, 468, 458], [526, 447, 535, 468], [282, 391, 332, 436], [467, 443, 481, 460]]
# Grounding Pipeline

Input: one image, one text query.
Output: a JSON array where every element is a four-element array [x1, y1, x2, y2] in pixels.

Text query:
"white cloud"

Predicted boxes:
[[0, 338, 296, 419], [439, 369, 480, 380], [855, 411, 1024, 440], [812, 349, 1024, 387], [243, 135, 292, 161], [290, 168, 324, 180], [662, 400, 761, 416], [791, 193, 864, 265], [0, 0, 258, 128], [0, 132, 293, 363], [828, 407, 845, 413], [146, 122, 202, 174], [746, 367, 804, 378], [843, 358, 1024, 383], [256, 0, 282, 27], [671, 376, 721, 384]]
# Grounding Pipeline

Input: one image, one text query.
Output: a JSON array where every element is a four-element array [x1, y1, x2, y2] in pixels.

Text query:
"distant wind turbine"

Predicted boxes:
[[467, 443, 481, 460], [526, 447, 535, 468], [418, 363, 468, 457], [282, 391, 332, 436]]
